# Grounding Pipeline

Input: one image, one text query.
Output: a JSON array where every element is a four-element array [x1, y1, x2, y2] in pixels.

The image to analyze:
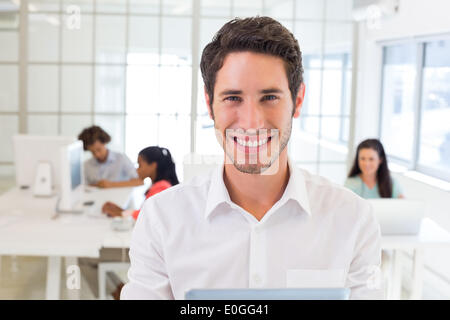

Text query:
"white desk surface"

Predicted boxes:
[[381, 218, 450, 249], [0, 186, 141, 258]]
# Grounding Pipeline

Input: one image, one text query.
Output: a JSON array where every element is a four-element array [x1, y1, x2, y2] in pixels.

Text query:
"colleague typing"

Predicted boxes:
[[102, 146, 178, 220], [78, 125, 143, 188]]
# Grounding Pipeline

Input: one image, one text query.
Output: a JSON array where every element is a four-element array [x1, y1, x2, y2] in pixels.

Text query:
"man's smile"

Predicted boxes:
[[226, 132, 275, 154]]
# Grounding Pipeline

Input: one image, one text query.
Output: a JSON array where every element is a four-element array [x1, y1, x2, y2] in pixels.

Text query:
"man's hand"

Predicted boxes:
[[95, 179, 143, 188], [96, 180, 114, 188], [102, 201, 124, 217]]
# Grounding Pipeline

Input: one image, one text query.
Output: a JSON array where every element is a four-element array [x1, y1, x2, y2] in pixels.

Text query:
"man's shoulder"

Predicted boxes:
[[300, 168, 355, 197], [84, 157, 97, 167], [140, 170, 214, 218], [111, 150, 128, 162], [299, 168, 372, 221]]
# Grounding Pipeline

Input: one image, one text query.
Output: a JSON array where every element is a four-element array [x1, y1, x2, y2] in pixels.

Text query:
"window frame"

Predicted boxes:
[[379, 35, 450, 183]]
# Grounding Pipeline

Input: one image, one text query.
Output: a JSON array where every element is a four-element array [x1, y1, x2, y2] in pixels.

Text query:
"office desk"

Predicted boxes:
[[2, 186, 449, 300], [381, 218, 450, 300], [0, 186, 143, 299]]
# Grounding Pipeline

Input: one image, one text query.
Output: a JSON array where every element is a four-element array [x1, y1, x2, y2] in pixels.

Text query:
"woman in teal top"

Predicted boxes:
[[345, 139, 404, 199]]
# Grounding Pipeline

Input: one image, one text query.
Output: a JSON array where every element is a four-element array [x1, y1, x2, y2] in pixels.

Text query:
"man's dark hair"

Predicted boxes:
[[200, 16, 304, 116], [78, 125, 111, 150]]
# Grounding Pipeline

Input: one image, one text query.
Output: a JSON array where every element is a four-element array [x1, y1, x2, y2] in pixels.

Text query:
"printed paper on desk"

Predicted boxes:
[[286, 268, 346, 288]]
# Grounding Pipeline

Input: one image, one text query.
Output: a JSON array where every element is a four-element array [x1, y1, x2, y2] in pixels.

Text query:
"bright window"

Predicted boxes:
[[380, 44, 417, 163], [418, 39, 450, 179], [380, 39, 450, 182]]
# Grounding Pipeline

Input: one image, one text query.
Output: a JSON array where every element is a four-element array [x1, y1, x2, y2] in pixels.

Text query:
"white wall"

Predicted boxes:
[[356, 0, 450, 290]]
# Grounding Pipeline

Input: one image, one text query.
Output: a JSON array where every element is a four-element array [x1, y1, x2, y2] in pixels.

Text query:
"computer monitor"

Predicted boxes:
[[13, 135, 76, 194], [185, 288, 351, 300], [58, 141, 84, 212], [368, 199, 425, 235]]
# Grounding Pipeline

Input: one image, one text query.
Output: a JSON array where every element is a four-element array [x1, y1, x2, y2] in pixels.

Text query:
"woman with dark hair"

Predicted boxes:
[[98, 146, 179, 299], [345, 139, 404, 198], [102, 146, 179, 219]]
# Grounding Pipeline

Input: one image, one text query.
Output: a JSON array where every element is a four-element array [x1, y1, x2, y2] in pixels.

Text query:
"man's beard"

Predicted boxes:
[[219, 120, 292, 175]]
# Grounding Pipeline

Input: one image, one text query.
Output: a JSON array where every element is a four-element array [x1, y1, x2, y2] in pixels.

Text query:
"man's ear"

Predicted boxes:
[[293, 83, 305, 119], [204, 85, 214, 120]]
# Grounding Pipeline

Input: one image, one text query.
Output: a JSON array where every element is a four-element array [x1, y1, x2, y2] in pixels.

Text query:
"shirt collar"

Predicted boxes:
[[283, 157, 312, 217], [204, 158, 232, 219], [204, 157, 312, 220]]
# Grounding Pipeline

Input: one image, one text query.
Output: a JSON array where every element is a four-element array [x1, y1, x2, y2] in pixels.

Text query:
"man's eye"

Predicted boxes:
[[262, 95, 278, 101], [225, 96, 241, 102]]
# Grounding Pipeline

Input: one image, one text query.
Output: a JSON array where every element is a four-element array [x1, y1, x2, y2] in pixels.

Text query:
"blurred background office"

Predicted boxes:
[[0, 0, 449, 299]]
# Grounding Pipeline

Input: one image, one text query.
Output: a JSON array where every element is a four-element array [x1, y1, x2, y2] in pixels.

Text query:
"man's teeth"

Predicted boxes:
[[236, 138, 269, 147]]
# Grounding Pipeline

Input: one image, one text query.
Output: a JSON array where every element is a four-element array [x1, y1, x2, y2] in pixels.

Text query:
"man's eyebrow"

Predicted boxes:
[[260, 88, 283, 94], [219, 89, 243, 96], [219, 88, 284, 96]]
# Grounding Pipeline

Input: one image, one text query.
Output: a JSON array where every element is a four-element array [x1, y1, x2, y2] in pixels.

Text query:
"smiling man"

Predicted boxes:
[[121, 17, 383, 300]]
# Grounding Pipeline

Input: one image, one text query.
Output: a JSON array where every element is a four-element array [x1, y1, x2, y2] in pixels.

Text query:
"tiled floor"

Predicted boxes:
[[0, 255, 131, 300], [0, 254, 448, 300], [0, 177, 14, 196], [0, 256, 98, 300]]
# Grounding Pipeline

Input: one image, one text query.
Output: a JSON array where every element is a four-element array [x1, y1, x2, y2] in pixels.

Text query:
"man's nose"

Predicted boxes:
[[237, 99, 265, 130]]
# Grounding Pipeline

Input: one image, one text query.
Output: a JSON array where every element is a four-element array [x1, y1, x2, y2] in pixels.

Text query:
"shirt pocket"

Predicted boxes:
[[286, 268, 346, 288]]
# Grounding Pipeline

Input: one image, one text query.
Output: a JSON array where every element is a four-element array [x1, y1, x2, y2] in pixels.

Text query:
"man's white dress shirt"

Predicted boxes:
[[121, 159, 383, 300]]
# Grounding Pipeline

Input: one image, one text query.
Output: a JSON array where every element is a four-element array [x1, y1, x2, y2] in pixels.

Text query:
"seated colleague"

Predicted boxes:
[[121, 17, 383, 300], [78, 125, 143, 188], [102, 146, 179, 220], [345, 139, 404, 199], [102, 146, 179, 300]]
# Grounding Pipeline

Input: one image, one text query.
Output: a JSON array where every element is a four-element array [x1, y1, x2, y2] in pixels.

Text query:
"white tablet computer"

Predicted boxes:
[[185, 288, 351, 300]]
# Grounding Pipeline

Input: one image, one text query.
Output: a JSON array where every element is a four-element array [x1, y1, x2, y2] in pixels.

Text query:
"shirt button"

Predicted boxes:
[[252, 274, 262, 285]]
